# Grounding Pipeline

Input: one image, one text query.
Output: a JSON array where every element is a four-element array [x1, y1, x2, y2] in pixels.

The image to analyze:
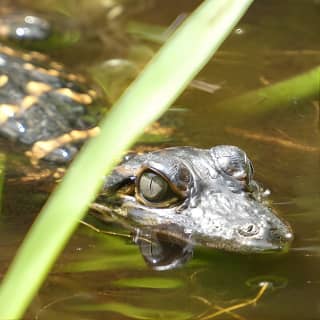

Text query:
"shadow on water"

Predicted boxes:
[[0, 0, 320, 319]]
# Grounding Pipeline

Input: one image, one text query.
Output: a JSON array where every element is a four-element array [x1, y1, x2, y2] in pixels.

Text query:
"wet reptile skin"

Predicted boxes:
[[0, 9, 102, 164], [99, 146, 293, 256], [0, 9, 293, 261]]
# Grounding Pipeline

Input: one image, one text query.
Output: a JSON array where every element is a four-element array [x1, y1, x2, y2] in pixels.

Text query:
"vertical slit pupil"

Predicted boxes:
[[139, 171, 169, 202]]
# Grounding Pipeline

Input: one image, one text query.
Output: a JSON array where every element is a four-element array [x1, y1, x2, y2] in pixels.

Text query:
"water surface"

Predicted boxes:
[[1, 0, 320, 319]]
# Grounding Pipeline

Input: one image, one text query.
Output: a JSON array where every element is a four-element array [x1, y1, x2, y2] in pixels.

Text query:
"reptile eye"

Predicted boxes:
[[212, 146, 254, 186], [228, 165, 251, 183], [220, 156, 253, 185], [136, 170, 180, 207]]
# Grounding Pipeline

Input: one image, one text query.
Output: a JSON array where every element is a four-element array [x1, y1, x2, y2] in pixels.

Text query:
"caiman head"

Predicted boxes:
[[94, 145, 293, 269]]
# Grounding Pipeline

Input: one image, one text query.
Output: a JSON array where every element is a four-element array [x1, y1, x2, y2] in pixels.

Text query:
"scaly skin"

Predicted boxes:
[[100, 146, 293, 254], [0, 9, 293, 268]]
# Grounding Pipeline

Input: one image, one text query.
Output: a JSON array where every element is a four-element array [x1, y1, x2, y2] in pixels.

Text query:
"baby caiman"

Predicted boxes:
[[96, 145, 293, 269], [0, 8, 293, 269]]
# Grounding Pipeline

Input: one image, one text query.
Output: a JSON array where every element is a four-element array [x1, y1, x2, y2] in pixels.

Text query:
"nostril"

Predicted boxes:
[[270, 228, 294, 244], [238, 223, 259, 237]]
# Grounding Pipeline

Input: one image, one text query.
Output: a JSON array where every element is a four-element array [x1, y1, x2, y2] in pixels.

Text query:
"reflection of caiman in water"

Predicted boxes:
[[0, 9, 293, 270]]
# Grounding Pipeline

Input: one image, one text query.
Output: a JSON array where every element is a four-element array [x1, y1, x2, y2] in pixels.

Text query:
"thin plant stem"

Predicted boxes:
[[199, 282, 269, 320], [0, 1, 254, 318]]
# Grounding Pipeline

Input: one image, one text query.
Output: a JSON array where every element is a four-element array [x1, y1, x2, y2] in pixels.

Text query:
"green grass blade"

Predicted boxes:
[[218, 65, 320, 118], [0, 1, 254, 318], [127, 21, 169, 44], [73, 302, 192, 319], [0, 153, 5, 214]]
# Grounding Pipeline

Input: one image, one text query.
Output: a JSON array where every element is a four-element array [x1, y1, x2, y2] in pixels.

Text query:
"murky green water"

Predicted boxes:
[[1, 0, 320, 319]]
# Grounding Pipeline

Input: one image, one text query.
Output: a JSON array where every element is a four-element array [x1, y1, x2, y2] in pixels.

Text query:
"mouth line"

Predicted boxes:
[[97, 194, 293, 254], [196, 231, 293, 253]]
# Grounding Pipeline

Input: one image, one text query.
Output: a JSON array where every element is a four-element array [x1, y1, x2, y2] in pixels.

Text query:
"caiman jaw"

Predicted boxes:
[[97, 145, 293, 254]]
